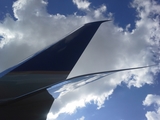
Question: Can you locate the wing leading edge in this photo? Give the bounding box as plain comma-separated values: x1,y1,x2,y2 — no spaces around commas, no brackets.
0,20,109,120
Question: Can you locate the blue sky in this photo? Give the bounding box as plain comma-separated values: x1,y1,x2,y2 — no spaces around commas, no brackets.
0,0,160,120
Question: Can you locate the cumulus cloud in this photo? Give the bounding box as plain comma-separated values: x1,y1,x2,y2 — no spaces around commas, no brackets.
72,0,91,10
47,73,114,119
77,116,85,120
0,0,107,72
94,4,107,18
143,94,160,120
0,0,160,119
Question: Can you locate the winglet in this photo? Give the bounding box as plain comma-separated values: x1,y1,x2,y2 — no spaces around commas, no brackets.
0,20,109,120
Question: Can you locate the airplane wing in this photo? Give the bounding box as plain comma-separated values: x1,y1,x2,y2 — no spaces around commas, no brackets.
0,20,110,120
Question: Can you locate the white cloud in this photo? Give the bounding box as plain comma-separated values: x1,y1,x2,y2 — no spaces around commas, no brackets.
72,0,91,10
94,4,107,18
77,116,85,120
0,0,160,119
0,0,105,72
143,94,160,120
48,75,115,119
143,94,160,106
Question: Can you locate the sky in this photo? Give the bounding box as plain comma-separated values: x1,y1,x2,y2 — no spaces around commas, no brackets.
0,0,160,120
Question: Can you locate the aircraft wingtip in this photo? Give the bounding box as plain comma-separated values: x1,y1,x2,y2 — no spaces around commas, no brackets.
85,19,111,25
